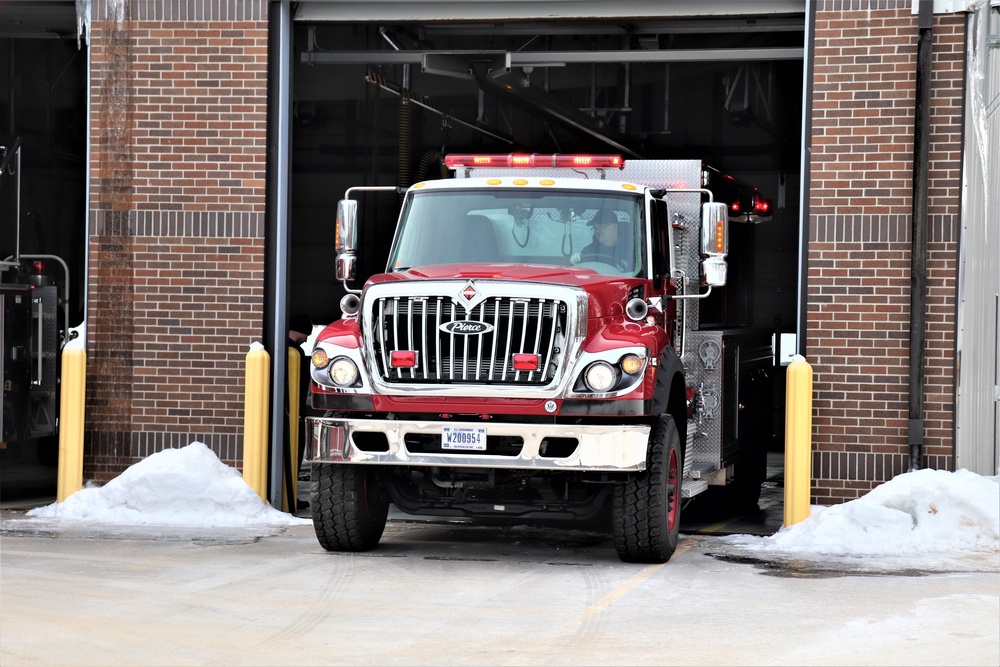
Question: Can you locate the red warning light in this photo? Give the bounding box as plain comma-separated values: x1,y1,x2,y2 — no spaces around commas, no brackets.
754,197,772,216
390,351,417,368
512,353,540,371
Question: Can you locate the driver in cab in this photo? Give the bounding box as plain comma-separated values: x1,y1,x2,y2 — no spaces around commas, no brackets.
570,209,632,270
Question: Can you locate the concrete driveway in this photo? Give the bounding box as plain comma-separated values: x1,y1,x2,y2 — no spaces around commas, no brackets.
1,509,997,667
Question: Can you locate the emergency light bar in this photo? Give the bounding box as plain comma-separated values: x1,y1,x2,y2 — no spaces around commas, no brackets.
444,154,624,169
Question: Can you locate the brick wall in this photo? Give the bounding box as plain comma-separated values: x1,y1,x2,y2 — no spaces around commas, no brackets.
807,1,963,502
86,0,269,481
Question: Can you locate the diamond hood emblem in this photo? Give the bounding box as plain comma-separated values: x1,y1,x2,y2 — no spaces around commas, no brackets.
460,281,478,301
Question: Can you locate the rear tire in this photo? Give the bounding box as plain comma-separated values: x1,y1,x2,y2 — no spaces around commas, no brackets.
311,463,389,552
612,414,683,563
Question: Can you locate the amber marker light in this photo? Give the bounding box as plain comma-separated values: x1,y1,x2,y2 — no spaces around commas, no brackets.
311,349,329,368
621,354,643,375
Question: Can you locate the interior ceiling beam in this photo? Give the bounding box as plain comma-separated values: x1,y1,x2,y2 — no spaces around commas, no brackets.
301,46,803,66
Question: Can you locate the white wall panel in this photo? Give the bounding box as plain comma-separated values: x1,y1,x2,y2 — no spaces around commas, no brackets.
956,2,1000,474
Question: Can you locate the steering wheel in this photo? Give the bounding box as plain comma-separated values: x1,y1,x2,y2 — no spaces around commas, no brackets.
580,252,620,265
580,252,630,272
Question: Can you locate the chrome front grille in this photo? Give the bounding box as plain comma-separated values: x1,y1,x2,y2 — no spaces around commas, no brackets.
370,294,569,385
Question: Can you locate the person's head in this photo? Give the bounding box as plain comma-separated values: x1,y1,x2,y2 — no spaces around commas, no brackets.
288,313,312,344
589,210,620,248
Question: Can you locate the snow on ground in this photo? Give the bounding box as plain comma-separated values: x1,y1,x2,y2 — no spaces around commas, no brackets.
721,467,999,572
26,442,308,528
16,441,1000,572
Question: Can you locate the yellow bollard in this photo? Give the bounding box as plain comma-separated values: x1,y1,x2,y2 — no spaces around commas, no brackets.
783,354,813,527
242,345,270,500
286,346,301,510
56,337,87,502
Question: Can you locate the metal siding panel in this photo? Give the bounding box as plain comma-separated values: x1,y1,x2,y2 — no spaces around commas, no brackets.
956,4,1000,475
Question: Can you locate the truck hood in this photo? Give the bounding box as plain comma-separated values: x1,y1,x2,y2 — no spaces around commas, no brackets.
366,264,645,320
373,263,630,286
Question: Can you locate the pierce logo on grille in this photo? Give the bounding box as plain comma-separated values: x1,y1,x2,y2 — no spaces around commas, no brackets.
460,282,478,301
440,320,494,335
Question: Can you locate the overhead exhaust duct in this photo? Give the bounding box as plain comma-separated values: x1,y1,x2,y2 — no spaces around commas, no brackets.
472,64,644,158
366,70,514,144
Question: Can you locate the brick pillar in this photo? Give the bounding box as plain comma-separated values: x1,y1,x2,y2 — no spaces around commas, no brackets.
86,0,269,481
806,1,962,502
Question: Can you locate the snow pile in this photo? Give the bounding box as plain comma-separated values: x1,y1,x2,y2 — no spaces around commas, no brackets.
774,469,997,554
27,442,307,527
724,468,999,568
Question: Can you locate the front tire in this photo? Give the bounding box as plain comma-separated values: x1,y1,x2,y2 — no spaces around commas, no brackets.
311,463,389,552
612,414,683,563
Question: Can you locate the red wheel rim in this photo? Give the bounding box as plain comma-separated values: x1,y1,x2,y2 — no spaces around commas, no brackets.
665,446,679,530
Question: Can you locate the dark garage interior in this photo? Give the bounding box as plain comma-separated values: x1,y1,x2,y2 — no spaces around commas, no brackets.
288,16,805,337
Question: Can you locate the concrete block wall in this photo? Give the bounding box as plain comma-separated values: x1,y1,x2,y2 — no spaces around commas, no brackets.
807,0,963,502
85,0,270,481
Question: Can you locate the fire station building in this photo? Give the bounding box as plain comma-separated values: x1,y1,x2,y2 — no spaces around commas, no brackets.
1,0,997,508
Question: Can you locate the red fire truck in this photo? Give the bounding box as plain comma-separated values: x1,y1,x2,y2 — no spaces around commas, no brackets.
304,154,774,563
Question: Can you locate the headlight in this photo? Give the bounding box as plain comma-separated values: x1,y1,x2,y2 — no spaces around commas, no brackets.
329,357,359,387
584,362,617,392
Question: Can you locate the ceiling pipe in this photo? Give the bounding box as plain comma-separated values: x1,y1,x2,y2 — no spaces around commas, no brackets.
908,1,934,472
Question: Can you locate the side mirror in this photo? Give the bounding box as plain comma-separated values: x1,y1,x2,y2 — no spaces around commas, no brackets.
699,202,729,287
335,200,358,253
335,200,358,282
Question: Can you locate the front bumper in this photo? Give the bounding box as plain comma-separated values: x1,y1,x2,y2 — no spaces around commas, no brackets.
305,417,651,472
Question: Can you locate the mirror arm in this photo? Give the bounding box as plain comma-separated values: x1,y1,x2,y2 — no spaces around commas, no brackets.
343,185,407,200
669,286,713,300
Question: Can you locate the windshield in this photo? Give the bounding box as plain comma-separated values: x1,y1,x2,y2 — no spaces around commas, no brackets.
388,189,646,277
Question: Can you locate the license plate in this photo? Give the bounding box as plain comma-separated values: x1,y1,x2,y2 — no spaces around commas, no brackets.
441,426,487,451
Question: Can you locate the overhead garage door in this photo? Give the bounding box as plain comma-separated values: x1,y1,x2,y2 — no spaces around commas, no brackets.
293,0,805,23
